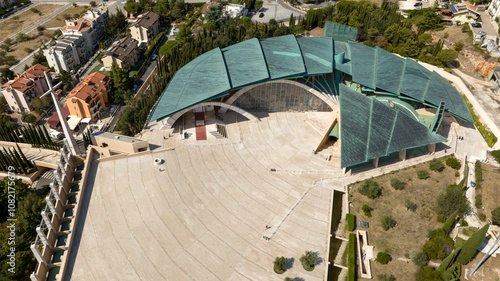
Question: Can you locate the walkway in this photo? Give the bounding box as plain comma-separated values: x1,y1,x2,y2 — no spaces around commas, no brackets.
0,143,60,168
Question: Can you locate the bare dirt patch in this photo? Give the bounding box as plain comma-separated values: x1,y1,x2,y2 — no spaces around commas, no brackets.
43,6,87,28
350,157,457,280
462,251,500,281
478,163,500,222
0,4,63,41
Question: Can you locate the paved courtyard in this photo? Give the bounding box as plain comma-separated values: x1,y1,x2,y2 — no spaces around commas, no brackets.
64,112,340,280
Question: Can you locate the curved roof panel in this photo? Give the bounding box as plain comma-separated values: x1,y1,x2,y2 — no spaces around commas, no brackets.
150,35,472,123
260,35,306,79
222,38,269,89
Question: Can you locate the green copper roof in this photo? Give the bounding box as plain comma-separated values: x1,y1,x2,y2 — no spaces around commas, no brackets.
222,38,269,89
150,35,473,123
340,84,447,168
296,37,333,75
260,35,306,79
324,21,358,41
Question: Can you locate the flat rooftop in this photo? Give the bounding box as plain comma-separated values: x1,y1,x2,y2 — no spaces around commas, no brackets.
64,112,340,280
92,131,145,144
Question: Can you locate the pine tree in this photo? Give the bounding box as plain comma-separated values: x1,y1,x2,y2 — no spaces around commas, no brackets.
442,210,459,234
456,224,489,265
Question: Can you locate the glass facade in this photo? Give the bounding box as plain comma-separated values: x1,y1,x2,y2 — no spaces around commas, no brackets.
233,82,332,112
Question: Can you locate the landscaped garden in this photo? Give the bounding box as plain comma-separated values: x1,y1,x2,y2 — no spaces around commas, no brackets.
349,156,478,280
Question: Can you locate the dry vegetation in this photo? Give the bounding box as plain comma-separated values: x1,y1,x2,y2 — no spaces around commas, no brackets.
0,4,62,41
478,163,500,222
43,6,87,28
350,158,457,279
461,252,500,281
0,30,53,69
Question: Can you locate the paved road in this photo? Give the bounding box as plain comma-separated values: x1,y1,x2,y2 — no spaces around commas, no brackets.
252,0,305,23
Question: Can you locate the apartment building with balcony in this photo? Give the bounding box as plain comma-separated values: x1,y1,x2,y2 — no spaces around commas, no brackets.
66,72,110,120
43,35,85,73
101,36,139,71
61,6,109,52
1,64,51,112
129,11,159,44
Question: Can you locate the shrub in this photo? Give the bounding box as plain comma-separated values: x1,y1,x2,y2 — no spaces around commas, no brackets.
346,214,355,231
417,169,430,179
436,185,471,218
16,33,29,42
443,263,461,281
455,41,464,51
24,114,36,123
299,251,317,271
405,200,417,212
423,228,454,259
348,233,356,281
273,256,286,274
475,161,482,187
438,248,461,273
30,7,39,13
455,171,459,177
390,178,404,190
376,252,391,264
362,204,372,217
358,179,381,199
90,0,96,6
442,210,459,234
437,215,446,223
412,251,428,267
12,16,19,20
377,274,396,281
24,47,32,53
478,212,486,221
430,158,445,172
416,266,442,281
475,194,482,209
460,219,469,227
446,157,461,170
456,224,489,265
381,216,396,231
492,206,500,225
492,150,500,163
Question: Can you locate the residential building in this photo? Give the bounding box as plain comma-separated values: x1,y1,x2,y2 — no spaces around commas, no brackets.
43,35,85,73
66,72,110,120
225,3,247,18
201,1,217,17
0,0,18,10
129,11,159,44
102,36,139,71
488,0,500,19
61,6,109,54
450,1,480,22
45,6,109,73
1,64,51,112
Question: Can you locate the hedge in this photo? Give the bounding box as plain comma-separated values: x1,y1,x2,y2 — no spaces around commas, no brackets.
348,233,356,281
442,210,459,234
475,161,482,189
347,214,356,231
462,95,497,147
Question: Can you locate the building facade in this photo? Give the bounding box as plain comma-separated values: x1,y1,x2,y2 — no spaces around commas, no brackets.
1,64,51,112
45,6,108,73
129,11,159,44
65,72,110,120
43,35,85,73
102,36,139,71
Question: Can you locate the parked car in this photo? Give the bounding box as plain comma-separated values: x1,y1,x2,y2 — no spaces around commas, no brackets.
152,54,157,60
471,22,482,28
259,12,265,18
479,30,486,36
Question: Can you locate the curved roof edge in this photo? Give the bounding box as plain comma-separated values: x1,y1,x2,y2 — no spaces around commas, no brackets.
150,35,473,123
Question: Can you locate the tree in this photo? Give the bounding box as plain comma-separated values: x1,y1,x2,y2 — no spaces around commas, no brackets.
376,252,391,264
110,64,132,95
492,206,500,225
0,68,14,84
0,115,16,131
24,114,36,123
0,43,10,52
417,169,430,179
273,256,286,274
362,204,372,217
60,70,73,91
90,1,97,7
390,178,404,190
430,158,445,172
455,41,464,51
377,274,396,281
446,157,461,169
380,216,396,231
436,185,471,217
108,9,127,36
405,200,417,212
437,49,458,64
358,179,381,199
423,228,454,259
456,224,489,265
413,251,428,266
416,9,442,31
16,33,29,43
415,266,443,281
438,248,461,273
299,251,318,271
418,33,433,45
32,49,48,67
442,210,459,234
206,4,224,28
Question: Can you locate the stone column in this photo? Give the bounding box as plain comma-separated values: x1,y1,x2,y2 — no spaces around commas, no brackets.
399,150,406,161
50,183,61,202
372,157,379,168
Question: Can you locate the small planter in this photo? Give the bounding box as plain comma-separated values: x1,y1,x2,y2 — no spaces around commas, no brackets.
302,264,315,272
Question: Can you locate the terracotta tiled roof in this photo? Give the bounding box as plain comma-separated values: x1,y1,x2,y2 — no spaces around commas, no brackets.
132,11,159,29
68,72,110,103
104,36,138,61
1,64,49,93
61,18,91,32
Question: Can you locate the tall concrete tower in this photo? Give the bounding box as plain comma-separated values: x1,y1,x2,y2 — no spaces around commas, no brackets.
45,75,81,155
